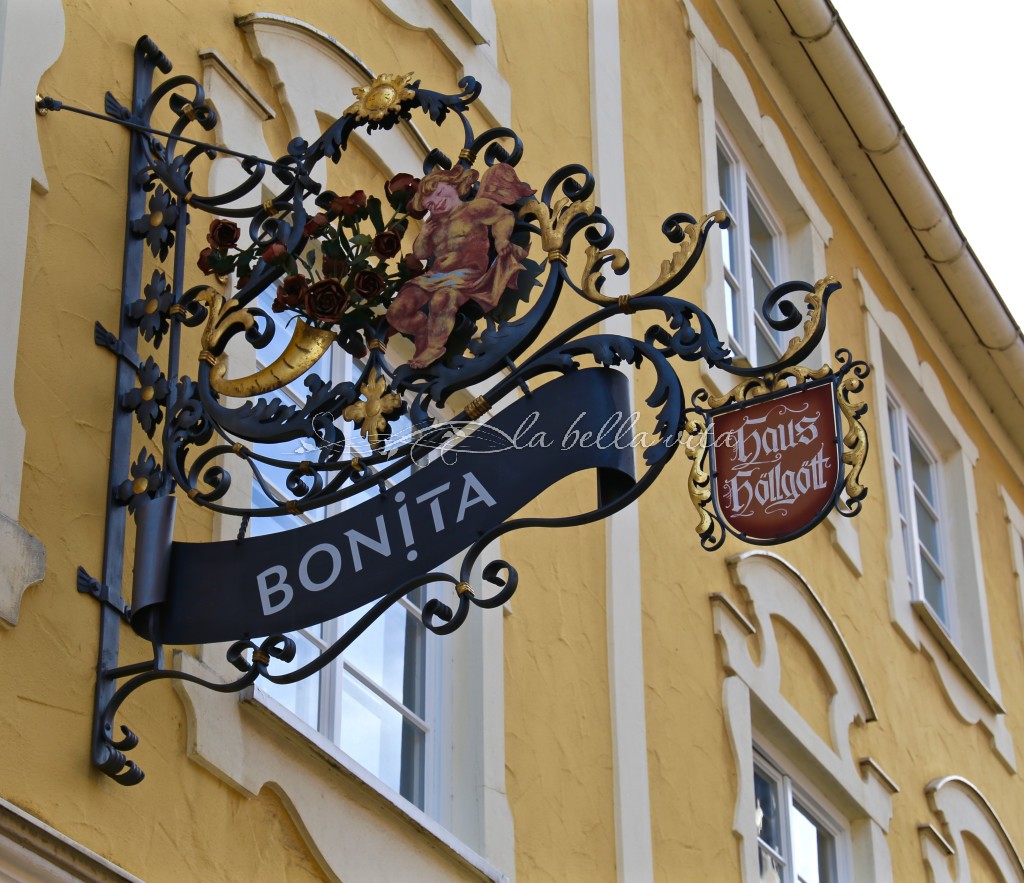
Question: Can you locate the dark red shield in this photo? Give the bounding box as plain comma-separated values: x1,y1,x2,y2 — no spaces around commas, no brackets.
710,382,840,542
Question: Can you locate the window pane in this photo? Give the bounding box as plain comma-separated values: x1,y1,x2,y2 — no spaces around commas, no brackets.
259,634,322,731
915,498,942,562
792,802,836,883
909,435,936,503
754,769,782,852
342,601,427,718
722,224,738,276
339,671,426,808
748,196,777,279
922,555,947,623
755,325,777,367
717,144,734,211
250,482,305,535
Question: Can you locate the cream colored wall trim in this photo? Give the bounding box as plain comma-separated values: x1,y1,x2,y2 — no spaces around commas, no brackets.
175,654,506,883
715,551,894,882
0,0,62,625
860,272,1015,770
195,28,515,877
684,1,859,574
0,796,141,882
587,2,654,882
369,0,508,127
920,776,1024,882
1000,487,1024,643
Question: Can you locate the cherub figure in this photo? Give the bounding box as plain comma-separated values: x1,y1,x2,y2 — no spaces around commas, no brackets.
386,163,535,368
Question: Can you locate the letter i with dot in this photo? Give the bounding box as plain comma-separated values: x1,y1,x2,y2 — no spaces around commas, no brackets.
395,492,417,561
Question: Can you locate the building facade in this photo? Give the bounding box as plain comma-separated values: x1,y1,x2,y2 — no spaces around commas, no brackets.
2,0,1024,880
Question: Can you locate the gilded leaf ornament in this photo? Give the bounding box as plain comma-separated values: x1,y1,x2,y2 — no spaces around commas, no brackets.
343,368,403,449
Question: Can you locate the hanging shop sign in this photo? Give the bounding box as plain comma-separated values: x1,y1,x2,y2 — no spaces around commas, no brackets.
39,36,869,785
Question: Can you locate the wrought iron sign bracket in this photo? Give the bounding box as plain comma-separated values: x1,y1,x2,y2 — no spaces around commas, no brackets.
41,35,871,786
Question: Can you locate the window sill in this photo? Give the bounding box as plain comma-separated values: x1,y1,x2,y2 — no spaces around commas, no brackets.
911,600,1005,715
243,686,509,883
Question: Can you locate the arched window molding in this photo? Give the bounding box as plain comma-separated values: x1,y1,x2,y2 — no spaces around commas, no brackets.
173,22,514,880
920,776,1024,883
0,0,64,625
682,0,861,577
712,551,896,883
859,270,1014,772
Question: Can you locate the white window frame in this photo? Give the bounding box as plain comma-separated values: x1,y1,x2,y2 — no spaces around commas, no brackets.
753,742,850,883
862,271,1014,769
886,388,953,632
173,35,515,881
715,125,788,366
248,283,448,816
686,1,861,573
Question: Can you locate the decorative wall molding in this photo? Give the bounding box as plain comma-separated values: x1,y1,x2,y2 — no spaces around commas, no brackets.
919,776,1024,882
713,551,895,882
0,0,63,625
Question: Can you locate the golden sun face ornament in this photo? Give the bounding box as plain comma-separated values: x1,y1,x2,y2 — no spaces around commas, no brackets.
344,72,417,122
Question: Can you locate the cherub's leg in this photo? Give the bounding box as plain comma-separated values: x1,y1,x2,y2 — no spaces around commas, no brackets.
409,289,460,368
386,286,430,355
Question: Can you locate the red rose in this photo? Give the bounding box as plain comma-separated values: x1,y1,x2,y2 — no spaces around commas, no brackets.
277,274,308,308
372,229,402,259
303,213,329,236
330,190,367,218
353,269,386,301
323,254,350,277
402,254,425,276
207,219,240,249
304,278,349,322
261,241,288,264
385,173,420,208
197,247,216,276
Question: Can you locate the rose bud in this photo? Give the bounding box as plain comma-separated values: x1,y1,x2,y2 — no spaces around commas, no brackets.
207,218,241,250
402,254,425,276
303,213,330,236
372,229,402,259
260,241,288,264
236,275,251,290
331,190,367,218
304,278,350,323
385,172,420,207
197,247,216,276
314,189,338,211
353,269,386,301
278,274,309,307
323,254,350,277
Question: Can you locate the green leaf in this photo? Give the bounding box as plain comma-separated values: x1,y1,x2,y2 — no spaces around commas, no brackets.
367,196,385,233
351,233,371,247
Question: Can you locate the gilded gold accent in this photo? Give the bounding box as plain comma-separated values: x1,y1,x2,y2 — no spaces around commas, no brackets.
187,488,201,500
168,304,186,317
343,369,402,449
350,456,363,473
149,210,164,228
455,581,474,597
581,210,727,305
209,321,337,398
231,443,245,456
199,350,218,367
458,148,477,163
252,649,270,666
144,299,160,315
298,460,313,475
183,191,194,204
35,94,48,116
836,371,869,505
777,275,838,364
140,386,155,402
519,194,596,258
262,199,277,214
464,395,490,421
684,414,714,538
344,72,416,122
132,477,149,495
284,501,302,516
617,295,635,314
368,339,387,352
180,102,197,121
706,364,832,410
547,250,567,265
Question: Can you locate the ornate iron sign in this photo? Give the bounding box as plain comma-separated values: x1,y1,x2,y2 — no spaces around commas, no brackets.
39,36,870,785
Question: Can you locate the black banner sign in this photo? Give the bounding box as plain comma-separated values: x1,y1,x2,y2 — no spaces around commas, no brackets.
131,368,635,644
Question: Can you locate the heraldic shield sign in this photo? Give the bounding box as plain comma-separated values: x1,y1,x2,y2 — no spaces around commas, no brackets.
39,36,870,784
